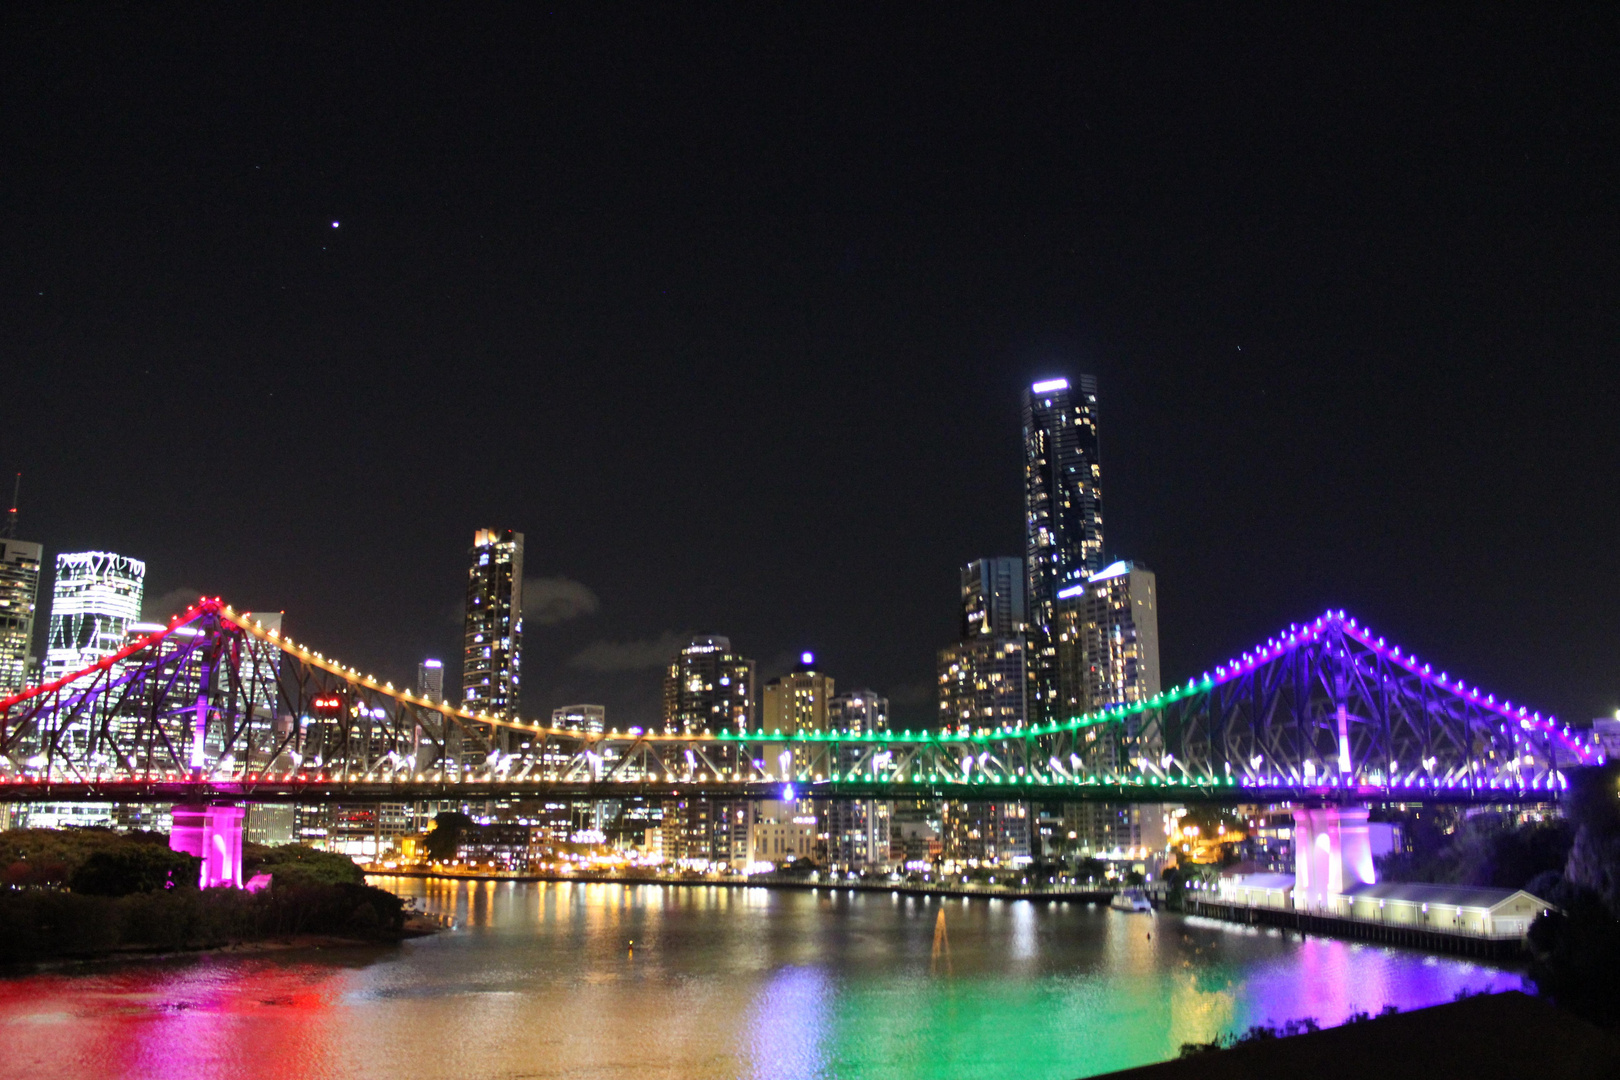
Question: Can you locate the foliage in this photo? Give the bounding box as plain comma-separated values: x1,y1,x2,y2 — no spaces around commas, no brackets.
243,842,366,887
69,846,201,896
423,811,475,862
1075,857,1107,883
1178,1017,1321,1057
0,880,408,963
1375,812,1572,890
0,827,179,888
1526,764,1620,1026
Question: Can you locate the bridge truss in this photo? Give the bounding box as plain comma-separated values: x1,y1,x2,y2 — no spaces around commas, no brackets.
0,600,1598,805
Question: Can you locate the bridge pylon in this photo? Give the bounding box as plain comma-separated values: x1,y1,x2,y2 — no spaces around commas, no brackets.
169,803,245,889
1291,804,1376,910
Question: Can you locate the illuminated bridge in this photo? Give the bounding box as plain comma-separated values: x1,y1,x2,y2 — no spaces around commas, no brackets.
0,598,1597,806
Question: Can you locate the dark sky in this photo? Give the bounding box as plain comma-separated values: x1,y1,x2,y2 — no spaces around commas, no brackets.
3,6,1616,730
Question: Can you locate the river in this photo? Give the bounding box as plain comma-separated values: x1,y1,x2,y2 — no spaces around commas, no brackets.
0,875,1526,1080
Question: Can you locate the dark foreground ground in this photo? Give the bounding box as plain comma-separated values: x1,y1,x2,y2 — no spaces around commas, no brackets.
1097,990,1620,1080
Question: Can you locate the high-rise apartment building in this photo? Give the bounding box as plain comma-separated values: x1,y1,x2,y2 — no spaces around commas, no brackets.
827,689,892,869
1024,375,1103,723
828,689,888,734
761,653,835,736
662,636,755,734
43,552,145,683
961,557,1025,639
937,637,1026,730
1055,561,1163,862
462,529,524,718
0,538,42,696
1053,561,1160,719
938,558,1027,730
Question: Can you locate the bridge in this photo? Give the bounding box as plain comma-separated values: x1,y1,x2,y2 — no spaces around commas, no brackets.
0,598,1600,891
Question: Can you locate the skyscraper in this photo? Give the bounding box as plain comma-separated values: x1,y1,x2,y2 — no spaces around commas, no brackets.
1055,560,1163,859
961,557,1025,640
0,475,41,696
417,658,445,701
462,529,524,719
938,559,1027,730
1024,375,1103,723
1057,560,1160,716
662,635,756,734
937,637,1026,730
43,551,145,683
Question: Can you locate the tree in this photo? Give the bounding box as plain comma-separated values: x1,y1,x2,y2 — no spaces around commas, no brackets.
69,846,201,895
243,843,366,886
424,811,475,862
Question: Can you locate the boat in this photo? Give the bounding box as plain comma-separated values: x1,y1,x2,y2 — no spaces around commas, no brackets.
1110,888,1153,912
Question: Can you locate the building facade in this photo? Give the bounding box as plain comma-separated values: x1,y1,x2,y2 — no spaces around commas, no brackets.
1024,375,1103,724
0,537,43,695
937,636,1026,730
552,704,606,734
43,551,145,683
761,653,835,735
1053,561,1160,719
663,636,756,734
961,557,1025,640
417,658,445,700
461,529,524,720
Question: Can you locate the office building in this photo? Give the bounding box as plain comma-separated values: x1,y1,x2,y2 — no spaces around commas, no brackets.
0,538,42,697
961,557,1025,639
43,551,145,683
663,635,756,734
462,529,524,718
417,658,445,700
551,704,606,734
937,636,1026,730
1024,375,1103,723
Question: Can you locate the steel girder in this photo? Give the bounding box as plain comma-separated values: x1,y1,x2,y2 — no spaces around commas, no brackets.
0,602,1597,805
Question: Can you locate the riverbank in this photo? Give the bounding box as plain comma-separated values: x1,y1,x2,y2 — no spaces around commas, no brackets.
0,879,433,965
369,867,1117,903
1096,990,1619,1079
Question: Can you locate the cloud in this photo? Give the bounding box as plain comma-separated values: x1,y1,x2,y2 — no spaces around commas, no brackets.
522,576,601,626
569,632,685,673
143,586,204,622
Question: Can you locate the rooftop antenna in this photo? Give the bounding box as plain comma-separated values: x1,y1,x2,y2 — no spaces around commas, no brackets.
1,473,17,540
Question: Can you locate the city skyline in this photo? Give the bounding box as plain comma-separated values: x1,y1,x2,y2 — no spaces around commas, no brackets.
3,9,1616,735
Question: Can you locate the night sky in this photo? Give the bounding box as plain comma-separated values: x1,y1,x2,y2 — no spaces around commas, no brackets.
3,7,1616,730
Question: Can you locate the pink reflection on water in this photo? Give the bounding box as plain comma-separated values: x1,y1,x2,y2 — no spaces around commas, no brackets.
0,959,354,1080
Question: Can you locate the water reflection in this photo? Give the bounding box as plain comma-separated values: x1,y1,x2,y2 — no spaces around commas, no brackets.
0,878,1526,1080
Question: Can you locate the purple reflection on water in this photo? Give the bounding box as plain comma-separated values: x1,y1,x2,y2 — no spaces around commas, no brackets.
748,966,833,1080
1188,921,1528,1031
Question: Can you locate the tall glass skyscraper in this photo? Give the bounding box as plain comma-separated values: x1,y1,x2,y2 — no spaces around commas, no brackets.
43,551,145,683
462,529,524,719
1023,375,1103,723
0,534,42,696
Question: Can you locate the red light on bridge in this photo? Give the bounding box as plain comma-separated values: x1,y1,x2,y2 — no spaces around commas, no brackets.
311,694,345,718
